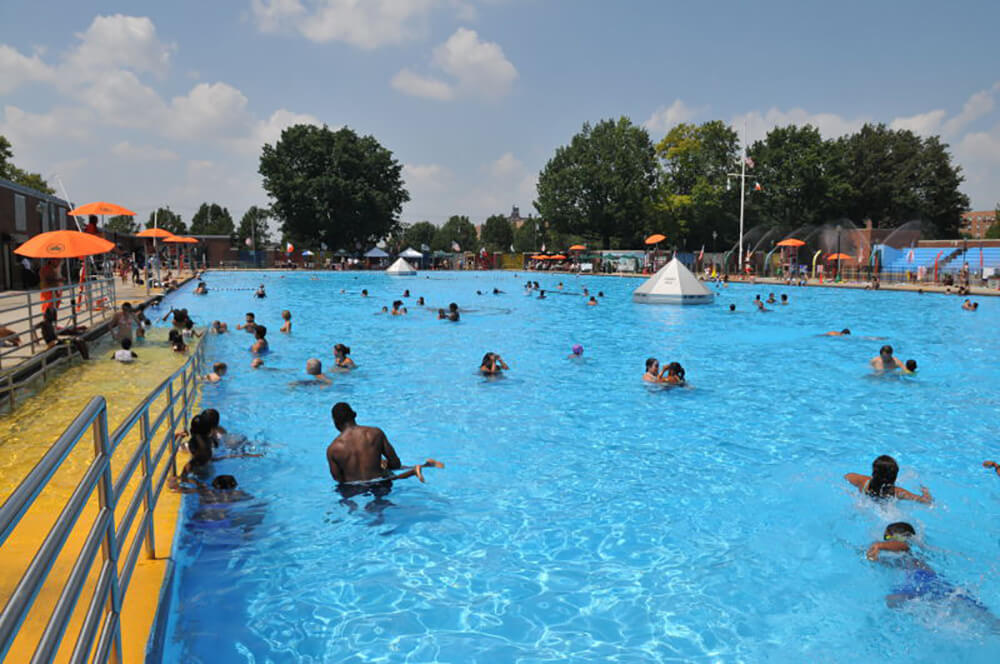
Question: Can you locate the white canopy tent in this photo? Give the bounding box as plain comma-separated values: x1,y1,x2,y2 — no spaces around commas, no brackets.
399,247,423,259
632,258,714,305
385,257,417,275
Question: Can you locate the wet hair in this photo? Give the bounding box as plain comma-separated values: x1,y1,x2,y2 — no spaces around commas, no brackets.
598,292,604,297
255,325,267,339
449,302,458,312
213,362,226,373
393,300,403,308
212,320,221,330
334,343,350,356
572,344,583,356
282,310,291,320
589,296,597,303
883,522,915,541
667,362,685,381
780,294,788,301
190,413,212,436
306,358,322,375
645,357,658,372
202,409,221,429
168,329,182,344
331,402,356,428
866,455,899,498
211,475,238,490
729,304,735,311
905,359,917,372
481,352,494,368
361,289,368,296
841,329,851,335
121,338,132,350
880,344,893,356
184,319,194,330
246,312,255,320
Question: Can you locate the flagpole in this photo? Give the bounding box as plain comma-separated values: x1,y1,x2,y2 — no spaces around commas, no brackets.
738,119,747,270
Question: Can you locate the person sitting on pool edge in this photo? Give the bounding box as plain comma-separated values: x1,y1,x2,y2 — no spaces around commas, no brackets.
844,454,932,503
280,310,292,333
870,344,904,371
333,343,356,369
326,402,444,485
251,325,268,354
111,337,138,363
480,352,509,376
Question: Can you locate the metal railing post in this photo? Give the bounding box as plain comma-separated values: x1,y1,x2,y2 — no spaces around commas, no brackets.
6,373,13,411
166,382,178,477
86,279,94,329
26,292,37,355
92,407,123,664
139,411,156,559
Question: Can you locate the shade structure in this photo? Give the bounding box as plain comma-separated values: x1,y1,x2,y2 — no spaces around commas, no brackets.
633,258,714,305
550,254,567,260
776,238,805,247
826,253,853,261
301,250,315,256
136,227,175,239
385,257,417,275
569,244,586,251
163,235,198,244
644,234,666,245
399,247,423,259
69,201,136,217
14,229,115,259
364,247,389,258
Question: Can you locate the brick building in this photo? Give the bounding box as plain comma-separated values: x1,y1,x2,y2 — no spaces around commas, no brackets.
0,177,72,291
960,210,996,239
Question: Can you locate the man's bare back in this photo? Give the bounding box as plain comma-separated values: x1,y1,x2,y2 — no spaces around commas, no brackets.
326,424,401,483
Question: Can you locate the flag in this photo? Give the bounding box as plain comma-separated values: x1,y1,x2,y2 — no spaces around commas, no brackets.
451,241,461,252
698,245,704,261
906,248,914,263
753,182,762,191
541,243,546,252
745,156,755,168
286,242,294,253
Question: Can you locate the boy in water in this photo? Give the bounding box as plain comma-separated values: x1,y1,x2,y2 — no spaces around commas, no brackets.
904,359,917,374
237,312,257,333
204,362,227,383
280,310,292,333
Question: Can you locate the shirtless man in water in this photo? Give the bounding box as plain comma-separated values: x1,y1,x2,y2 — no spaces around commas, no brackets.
870,344,904,371
325,402,443,484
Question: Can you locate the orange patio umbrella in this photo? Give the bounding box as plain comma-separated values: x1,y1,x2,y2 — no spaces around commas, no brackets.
162,236,198,244
136,227,175,239
644,234,666,245
776,238,805,247
569,244,586,251
826,253,853,261
68,201,136,217
550,254,567,260
14,229,115,259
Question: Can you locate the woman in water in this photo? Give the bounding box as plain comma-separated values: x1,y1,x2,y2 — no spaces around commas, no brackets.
333,343,356,369
664,362,686,385
479,352,509,376
643,358,666,383
251,325,268,354
844,455,932,503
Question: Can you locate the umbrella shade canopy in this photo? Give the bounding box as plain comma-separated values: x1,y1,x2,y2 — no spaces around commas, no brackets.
364,247,389,258
14,229,115,258
645,234,666,245
530,255,545,259
136,227,175,238
569,244,586,251
776,238,805,247
69,201,136,217
399,247,423,259
826,253,853,261
550,254,568,260
301,250,315,256
163,235,198,244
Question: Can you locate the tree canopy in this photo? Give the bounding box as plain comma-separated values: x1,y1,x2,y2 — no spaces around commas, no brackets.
145,207,187,234
259,124,409,250
480,214,514,252
401,221,436,251
0,135,55,194
536,117,659,249
189,203,235,236
237,206,272,248
105,215,138,235
432,215,477,252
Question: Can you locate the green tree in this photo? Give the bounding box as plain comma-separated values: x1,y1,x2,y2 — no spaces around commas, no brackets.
237,206,272,248
401,221,437,251
536,117,658,249
985,206,1000,239
432,215,477,252
106,215,138,234
189,202,235,236
0,135,55,194
480,214,514,251
145,207,187,234
259,124,409,249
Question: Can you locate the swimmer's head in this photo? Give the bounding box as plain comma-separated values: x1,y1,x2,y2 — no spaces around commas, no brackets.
842,329,851,335
729,304,735,311
572,344,583,356
883,522,915,542
255,325,267,339
121,337,132,350
213,362,227,375
449,302,458,312
212,475,237,490
282,310,291,320
361,289,368,296
645,357,658,372
905,359,917,372
306,358,322,375
880,344,893,358
202,408,221,428
334,343,350,356
190,413,212,436
781,294,788,301
866,455,899,498
245,312,255,322
331,402,357,430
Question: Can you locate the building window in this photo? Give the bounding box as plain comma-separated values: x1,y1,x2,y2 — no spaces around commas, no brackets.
14,194,26,231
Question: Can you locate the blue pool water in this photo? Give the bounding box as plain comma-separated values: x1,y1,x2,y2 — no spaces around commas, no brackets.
158,271,1000,663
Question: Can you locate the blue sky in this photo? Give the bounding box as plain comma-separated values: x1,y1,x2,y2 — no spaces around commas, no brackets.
1,0,998,235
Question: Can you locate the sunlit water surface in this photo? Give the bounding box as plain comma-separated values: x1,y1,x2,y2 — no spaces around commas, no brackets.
159,271,1000,663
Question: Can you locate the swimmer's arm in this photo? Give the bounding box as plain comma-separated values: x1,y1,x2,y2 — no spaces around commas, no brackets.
327,455,344,482
843,473,868,491
867,540,909,561
894,485,932,504
380,434,402,471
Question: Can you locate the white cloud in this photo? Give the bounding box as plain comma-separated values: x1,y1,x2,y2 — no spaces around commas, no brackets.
431,28,517,100
252,0,438,49
403,163,451,191
83,70,167,128
111,142,178,161
0,105,93,146
957,128,1000,163
166,82,252,139
489,152,522,177
643,100,700,134
731,107,869,144
944,88,995,135
66,14,174,79
390,68,454,101
890,109,947,136
0,45,55,93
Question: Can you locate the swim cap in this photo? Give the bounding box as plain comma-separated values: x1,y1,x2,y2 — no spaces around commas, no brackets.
572,344,583,355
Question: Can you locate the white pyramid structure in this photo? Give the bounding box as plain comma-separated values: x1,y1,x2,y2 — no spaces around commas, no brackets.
385,257,417,276
632,258,714,305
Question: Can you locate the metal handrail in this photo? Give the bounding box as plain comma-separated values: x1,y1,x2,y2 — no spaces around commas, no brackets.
0,335,206,664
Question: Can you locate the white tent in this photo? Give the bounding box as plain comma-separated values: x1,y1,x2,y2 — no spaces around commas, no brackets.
385,257,417,276
399,247,423,259
632,257,714,305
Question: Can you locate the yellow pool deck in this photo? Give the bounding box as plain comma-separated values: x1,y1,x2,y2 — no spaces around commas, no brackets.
0,329,198,663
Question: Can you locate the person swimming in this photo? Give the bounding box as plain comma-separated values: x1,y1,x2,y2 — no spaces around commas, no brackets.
587,296,598,306
904,359,917,374
766,292,777,304
391,300,404,315
844,455,932,503
729,304,736,312
447,302,460,321
643,357,665,383
255,284,266,298
568,344,584,359
333,343,356,369
204,362,227,382
479,352,509,375
280,310,292,333
237,312,256,334
297,358,331,385
194,281,208,295
664,361,686,385
870,344,904,371
251,325,268,354
825,328,851,336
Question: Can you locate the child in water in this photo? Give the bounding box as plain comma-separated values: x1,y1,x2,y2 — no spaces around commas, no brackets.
844,455,932,503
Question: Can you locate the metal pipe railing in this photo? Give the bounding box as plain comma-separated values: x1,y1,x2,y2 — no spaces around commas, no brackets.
0,334,206,664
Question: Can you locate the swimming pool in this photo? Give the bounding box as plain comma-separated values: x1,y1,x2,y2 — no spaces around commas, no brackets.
158,271,1000,663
